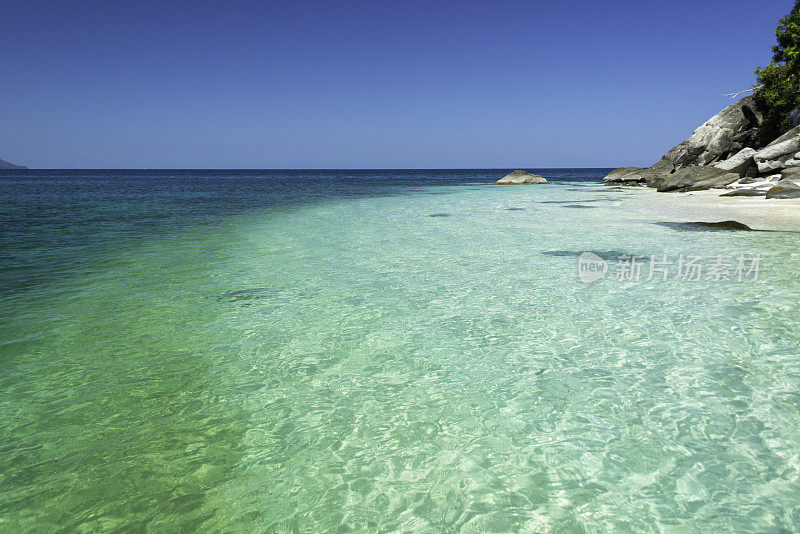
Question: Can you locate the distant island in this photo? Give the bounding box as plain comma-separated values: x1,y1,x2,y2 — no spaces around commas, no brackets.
0,158,28,170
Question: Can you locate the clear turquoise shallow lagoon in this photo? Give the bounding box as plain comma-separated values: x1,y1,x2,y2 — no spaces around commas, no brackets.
1,169,799,531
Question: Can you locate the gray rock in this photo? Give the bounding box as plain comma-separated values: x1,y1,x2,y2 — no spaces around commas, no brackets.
601,167,647,184
719,188,768,197
782,151,800,167
658,96,761,170
653,165,740,192
713,147,757,176
765,180,800,199
779,166,800,180
754,125,800,173
495,170,548,185
0,158,27,170
770,124,800,146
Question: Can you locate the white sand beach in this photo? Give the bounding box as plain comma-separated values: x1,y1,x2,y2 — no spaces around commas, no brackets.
618,186,800,231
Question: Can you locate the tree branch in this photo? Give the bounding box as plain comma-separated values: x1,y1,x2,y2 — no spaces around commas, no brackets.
724,87,761,99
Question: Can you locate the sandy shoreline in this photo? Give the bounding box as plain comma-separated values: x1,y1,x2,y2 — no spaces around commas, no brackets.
612,186,800,231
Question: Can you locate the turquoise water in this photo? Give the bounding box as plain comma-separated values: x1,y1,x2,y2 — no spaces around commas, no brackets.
1,170,800,531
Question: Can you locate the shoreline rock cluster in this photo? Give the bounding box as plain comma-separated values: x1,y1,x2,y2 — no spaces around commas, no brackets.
603,96,800,199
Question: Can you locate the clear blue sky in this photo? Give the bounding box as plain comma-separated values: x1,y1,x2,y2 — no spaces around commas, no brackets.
0,0,793,168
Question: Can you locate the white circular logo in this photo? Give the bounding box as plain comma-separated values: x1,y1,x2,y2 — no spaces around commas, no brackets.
577,252,608,284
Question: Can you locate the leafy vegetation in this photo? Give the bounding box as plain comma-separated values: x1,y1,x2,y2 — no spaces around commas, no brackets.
755,0,800,143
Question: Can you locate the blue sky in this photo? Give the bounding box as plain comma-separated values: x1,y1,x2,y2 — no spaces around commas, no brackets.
0,0,793,168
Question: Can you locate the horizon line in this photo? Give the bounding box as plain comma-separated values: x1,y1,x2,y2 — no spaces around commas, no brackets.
2,166,626,171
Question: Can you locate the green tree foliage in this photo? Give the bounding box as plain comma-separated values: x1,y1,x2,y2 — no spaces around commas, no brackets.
755,0,800,143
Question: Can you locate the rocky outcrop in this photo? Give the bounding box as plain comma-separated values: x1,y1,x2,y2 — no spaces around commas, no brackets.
495,170,547,185
601,94,800,195
765,180,800,199
602,96,764,191
0,158,27,170
659,96,762,170
651,166,739,192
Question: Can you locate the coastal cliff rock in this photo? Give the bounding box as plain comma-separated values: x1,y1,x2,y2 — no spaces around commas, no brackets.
658,96,761,170
602,95,800,194
0,158,27,170
602,97,761,191
496,170,547,184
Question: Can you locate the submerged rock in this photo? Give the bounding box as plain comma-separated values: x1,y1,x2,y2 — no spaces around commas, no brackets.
658,220,753,231
495,170,548,185
697,220,753,230
765,180,800,199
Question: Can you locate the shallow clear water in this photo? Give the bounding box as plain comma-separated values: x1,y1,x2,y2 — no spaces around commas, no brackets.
1,170,799,531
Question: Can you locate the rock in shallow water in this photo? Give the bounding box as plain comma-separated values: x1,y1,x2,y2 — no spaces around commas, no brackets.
657,220,753,231
495,170,547,185
697,220,753,230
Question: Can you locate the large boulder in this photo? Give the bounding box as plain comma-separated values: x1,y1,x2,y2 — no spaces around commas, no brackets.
653,166,740,192
602,167,647,185
753,125,800,173
623,97,761,190
713,147,757,176
659,96,762,170
495,170,547,185
765,179,800,199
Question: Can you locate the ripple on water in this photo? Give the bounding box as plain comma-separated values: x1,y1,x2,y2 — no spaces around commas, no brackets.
2,175,800,531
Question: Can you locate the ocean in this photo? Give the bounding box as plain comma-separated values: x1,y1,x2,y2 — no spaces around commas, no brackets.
1,169,799,531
